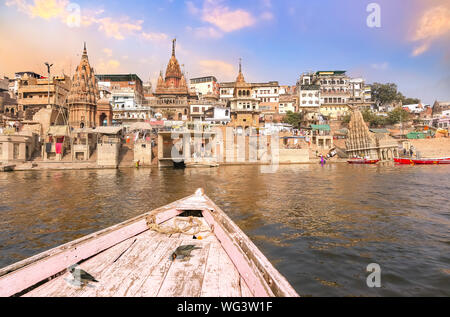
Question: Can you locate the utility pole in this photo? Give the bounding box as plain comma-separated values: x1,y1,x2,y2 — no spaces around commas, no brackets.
45,62,53,107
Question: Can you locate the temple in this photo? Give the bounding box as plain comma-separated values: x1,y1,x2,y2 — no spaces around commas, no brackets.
227,59,260,133
151,39,196,121
67,43,99,129
346,109,398,160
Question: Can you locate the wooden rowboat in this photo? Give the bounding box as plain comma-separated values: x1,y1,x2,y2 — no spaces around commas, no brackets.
394,157,450,165
0,189,299,297
347,158,379,164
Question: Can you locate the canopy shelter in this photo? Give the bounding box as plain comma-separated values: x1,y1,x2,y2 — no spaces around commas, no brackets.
310,124,330,132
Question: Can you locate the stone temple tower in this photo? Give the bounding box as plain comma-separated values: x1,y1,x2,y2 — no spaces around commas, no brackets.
345,109,378,159
67,43,99,129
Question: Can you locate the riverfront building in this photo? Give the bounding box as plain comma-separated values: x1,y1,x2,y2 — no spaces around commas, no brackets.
227,61,260,132
96,74,146,123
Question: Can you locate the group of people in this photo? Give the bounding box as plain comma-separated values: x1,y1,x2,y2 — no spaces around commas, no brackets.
403,146,415,157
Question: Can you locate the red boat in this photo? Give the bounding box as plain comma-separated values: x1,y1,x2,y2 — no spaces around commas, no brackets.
394,157,450,165
347,158,379,164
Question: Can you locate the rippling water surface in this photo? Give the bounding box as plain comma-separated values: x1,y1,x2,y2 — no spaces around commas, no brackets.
0,164,449,296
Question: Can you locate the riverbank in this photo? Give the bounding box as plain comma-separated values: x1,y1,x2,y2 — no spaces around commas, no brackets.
2,158,352,172
409,138,450,158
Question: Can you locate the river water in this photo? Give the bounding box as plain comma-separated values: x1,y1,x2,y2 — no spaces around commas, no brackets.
0,164,449,296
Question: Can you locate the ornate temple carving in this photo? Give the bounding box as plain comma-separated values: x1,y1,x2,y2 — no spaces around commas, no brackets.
154,39,189,96
67,43,99,129
151,39,196,121
346,109,399,160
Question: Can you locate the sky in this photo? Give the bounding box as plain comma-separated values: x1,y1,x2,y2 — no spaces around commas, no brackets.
0,0,449,104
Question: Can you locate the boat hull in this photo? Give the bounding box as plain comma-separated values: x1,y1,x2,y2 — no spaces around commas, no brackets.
394,157,450,165
347,159,379,164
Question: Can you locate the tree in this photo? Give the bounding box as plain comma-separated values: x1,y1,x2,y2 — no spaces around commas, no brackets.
371,83,401,109
283,111,303,129
386,107,410,125
402,97,421,105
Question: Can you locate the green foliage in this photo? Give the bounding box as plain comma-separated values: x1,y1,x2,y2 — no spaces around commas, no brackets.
402,97,421,105
371,82,420,108
358,107,411,127
361,109,386,127
371,82,400,108
386,107,410,125
342,113,352,124
283,111,303,129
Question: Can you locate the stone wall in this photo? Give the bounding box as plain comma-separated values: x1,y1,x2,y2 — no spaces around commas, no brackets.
97,142,120,167
134,141,153,166
279,149,310,163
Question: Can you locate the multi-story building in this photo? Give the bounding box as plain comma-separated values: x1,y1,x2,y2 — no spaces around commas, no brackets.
227,62,260,133
297,72,321,124
0,77,18,117
220,81,280,105
9,72,42,98
17,73,71,120
317,70,351,120
252,82,280,103
348,78,372,110
278,94,297,114
204,106,231,125
96,74,150,123
190,76,219,99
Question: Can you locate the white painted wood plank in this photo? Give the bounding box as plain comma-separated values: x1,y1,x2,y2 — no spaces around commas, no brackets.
156,240,211,297
240,277,253,297
133,239,183,297
23,236,139,297
78,230,161,297
201,242,241,297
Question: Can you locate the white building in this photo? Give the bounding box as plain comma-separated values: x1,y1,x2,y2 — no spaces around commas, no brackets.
279,94,297,114
190,76,219,99
251,82,280,103
204,106,231,125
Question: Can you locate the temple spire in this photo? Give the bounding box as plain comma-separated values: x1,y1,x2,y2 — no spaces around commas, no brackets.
82,42,88,57
239,58,242,73
172,38,176,56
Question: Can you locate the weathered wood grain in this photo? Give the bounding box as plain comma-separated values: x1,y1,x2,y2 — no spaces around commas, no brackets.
24,236,138,297
200,242,241,297
156,240,211,297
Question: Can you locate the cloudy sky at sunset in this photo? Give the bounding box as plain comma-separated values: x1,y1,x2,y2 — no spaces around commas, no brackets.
0,0,449,104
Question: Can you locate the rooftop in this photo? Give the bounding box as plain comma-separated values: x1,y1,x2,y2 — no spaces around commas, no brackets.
96,74,143,85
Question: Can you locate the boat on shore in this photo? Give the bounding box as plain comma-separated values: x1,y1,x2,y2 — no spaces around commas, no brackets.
347,158,379,164
0,189,298,297
394,157,450,165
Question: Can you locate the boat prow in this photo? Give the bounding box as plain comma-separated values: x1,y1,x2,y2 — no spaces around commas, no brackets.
0,188,299,297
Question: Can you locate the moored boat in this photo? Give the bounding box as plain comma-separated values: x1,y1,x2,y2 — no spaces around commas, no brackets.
0,189,299,297
347,158,379,164
394,157,450,165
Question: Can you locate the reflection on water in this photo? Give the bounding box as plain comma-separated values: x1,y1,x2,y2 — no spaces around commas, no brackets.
0,164,449,296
